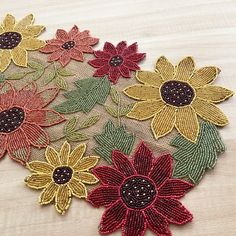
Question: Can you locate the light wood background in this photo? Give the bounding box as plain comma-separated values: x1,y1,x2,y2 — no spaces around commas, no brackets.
0,0,236,235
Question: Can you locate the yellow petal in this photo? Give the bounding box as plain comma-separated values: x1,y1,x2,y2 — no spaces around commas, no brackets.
21,25,45,37
74,156,99,171
175,57,195,81
55,185,72,215
27,161,54,174
14,14,34,30
189,66,220,87
3,14,15,31
136,70,163,87
74,172,98,184
196,85,234,103
127,100,165,121
155,56,175,81
151,105,176,139
60,141,71,165
0,50,12,72
25,174,52,189
20,38,45,50
192,97,228,126
39,182,59,205
123,85,160,100
0,25,4,34
68,143,86,167
175,106,199,142
68,178,87,198
45,146,60,167
11,47,27,67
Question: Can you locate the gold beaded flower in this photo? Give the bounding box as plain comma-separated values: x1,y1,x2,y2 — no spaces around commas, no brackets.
124,56,233,142
0,14,45,72
25,141,99,214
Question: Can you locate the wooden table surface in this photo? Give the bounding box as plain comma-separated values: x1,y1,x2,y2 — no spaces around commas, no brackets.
0,0,236,235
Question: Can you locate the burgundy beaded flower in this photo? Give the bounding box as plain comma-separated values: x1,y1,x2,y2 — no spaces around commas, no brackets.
88,142,193,236
88,41,146,84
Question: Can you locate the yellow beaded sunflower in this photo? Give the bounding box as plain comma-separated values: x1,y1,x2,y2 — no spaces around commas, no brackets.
25,141,99,214
0,14,45,72
124,56,233,142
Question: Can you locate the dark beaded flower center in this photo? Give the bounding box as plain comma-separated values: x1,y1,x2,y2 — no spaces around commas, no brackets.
53,166,73,184
0,32,22,49
120,176,156,209
62,40,75,50
160,80,195,107
109,55,123,67
0,107,25,133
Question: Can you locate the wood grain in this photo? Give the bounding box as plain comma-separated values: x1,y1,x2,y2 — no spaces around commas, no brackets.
0,0,236,235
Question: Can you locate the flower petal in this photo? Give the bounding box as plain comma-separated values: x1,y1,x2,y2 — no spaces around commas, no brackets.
0,82,15,109
48,49,64,61
76,45,93,53
189,66,220,87
109,67,120,84
112,150,135,176
192,97,229,126
123,42,138,56
0,50,12,72
159,179,193,198
27,160,54,174
25,173,52,189
14,14,34,30
39,182,59,205
68,178,87,198
155,198,193,224
123,84,160,100
55,185,72,214
136,70,163,87
92,166,125,186
39,44,60,53
126,53,146,62
99,200,127,234
56,29,69,41
175,57,195,81
11,47,28,67
45,146,60,166
3,14,15,31
68,25,79,38
0,134,6,159
20,38,45,50
151,105,176,139
75,172,98,184
88,58,108,68
59,141,70,165
133,142,153,176
149,154,172,188
70,48,84,61
196,85,234,103
74,156,99,171
156,56,175,81
68,143,86,167
88,186,119,207
78,37,99,46
93,64,110,77
22,123,49,147
127,100,165,121
123,210,146,236
116,41,127,54
59,51,71,66
122,60,140,70
21,25,45,37
119,65,131,77
103,42,117,55
94,50,111,59
175,106,199,142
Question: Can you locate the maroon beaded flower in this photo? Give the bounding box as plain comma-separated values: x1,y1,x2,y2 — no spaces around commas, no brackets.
88,142,193,236
88,41,146,84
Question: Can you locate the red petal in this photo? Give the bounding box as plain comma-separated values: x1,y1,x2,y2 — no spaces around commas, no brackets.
133,142,153,176
116,41,127,54
7,129,30,165
93,64,110,77
76,45,93,53
59,51,71,66
22,123,49,148
46,39,64,46
77,37,99,46
112,150,136,176
56,29,69,41
26,109,65,127
88,186,119,207
92,166,125,186
70,48,84,62
99,200,127,234
39,44,60,53
48,49,64,61
149,154,172,188
88,58,108,68
103,42,117,55
0,82,15,109
155,198,193,225
126,53,146,62
76,30,90,39
26,88,59,109
159,179,193,199
94,50,111,59
0,134,7,160
108,67,120,84
123,60,140,71
119,65,131,78
144,207,171,235
123,210,146,236
123,42,138,56
68,25,79,39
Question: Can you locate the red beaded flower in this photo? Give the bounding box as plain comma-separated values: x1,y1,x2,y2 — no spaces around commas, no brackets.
88,142,193,236
88,41,146,84
40,25,99,66
0,82,65,165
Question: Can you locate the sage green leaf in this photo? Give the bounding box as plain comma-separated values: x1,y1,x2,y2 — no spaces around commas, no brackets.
57,67,75,77
31,69,45,81
64,117,78,134
80,115,100,129
55,76,68,90
110,87,120,104
6,72,28,80
44,70,56,85
28,60,44,70
105,106,118,118
66,131,89,142
120,104,134,116
54,76,111,114
94,120,135,164
170,121,225,184
0,73,6,83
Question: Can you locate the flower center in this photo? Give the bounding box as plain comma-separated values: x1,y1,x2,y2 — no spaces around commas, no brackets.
53,166,73,184
0,32,22,49
109,55,123,67
0,107,25,133
160,80,195,106
120,176,156,209
61,40,75,50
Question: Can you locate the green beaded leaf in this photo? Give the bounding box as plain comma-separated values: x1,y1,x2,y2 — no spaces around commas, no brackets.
94,120,135,164
170,121,225,184
0,73,6,83
54,76,111,114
